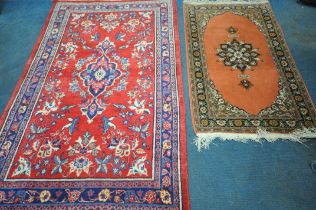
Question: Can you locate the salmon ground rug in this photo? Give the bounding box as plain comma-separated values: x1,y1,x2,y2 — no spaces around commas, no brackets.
0,0,190,209
184,0,316,150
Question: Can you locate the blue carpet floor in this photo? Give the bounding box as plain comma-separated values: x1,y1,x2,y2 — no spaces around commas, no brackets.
0,0,315,209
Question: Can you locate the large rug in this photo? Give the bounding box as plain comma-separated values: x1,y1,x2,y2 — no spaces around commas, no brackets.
184,0,316,150
0,0,189,209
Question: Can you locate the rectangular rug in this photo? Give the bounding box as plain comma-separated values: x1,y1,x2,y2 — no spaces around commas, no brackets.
0,0,190,209
184,0,316,150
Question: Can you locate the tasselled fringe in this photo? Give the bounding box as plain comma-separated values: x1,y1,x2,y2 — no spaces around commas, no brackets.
194,127,316,151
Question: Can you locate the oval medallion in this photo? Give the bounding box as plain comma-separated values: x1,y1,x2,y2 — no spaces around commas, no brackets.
204,12,280,115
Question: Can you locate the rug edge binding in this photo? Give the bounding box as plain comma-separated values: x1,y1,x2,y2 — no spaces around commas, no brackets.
195,127,316,151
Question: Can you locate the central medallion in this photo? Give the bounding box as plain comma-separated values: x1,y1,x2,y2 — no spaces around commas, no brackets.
203,13,280,115
217,38,260,72
215,26,261,90
80,55,121,97
79,38,122,123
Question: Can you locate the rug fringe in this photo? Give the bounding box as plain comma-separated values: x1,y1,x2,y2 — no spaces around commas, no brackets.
194,127,316,151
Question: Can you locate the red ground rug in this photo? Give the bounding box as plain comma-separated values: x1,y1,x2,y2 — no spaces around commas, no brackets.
0,0,189,209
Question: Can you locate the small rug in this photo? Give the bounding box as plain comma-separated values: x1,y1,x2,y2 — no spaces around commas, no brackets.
0,0,190,209
184,0,316,150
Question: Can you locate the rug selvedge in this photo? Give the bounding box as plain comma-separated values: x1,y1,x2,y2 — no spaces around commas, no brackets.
184,2,316,150
0,1,188,209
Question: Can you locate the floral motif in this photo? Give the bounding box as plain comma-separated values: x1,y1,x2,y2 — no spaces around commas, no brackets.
98,189,111,202
144,190,156,203
239,79,253,89
80,99,104,123
69,156,92,176
61,42,78,53
12,157,31,177
115,140,131,157
162,176,171,187
67,132,101,156
79,37,123,122
127,156,148,176
80,45,121,98
129,98,150,114
217,39,260,71
95,154,112,174
39,190,51,203
124,19,140,32
37,140,59,158
160,190,172,205
35,100,58,116
112,156,127,176
51,155,68,175
101,20,119,32
0,191,6,202
65,189,83,203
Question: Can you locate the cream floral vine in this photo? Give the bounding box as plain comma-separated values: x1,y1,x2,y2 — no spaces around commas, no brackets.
200,11,263,33
258,80,296,118
206,79,249,116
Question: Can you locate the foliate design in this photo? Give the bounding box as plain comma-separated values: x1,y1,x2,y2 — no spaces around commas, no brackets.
239,79,253,89
228,26,237,34
80,46,121,97
79,38,122,123
217,38,260,72
216,26,260,90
